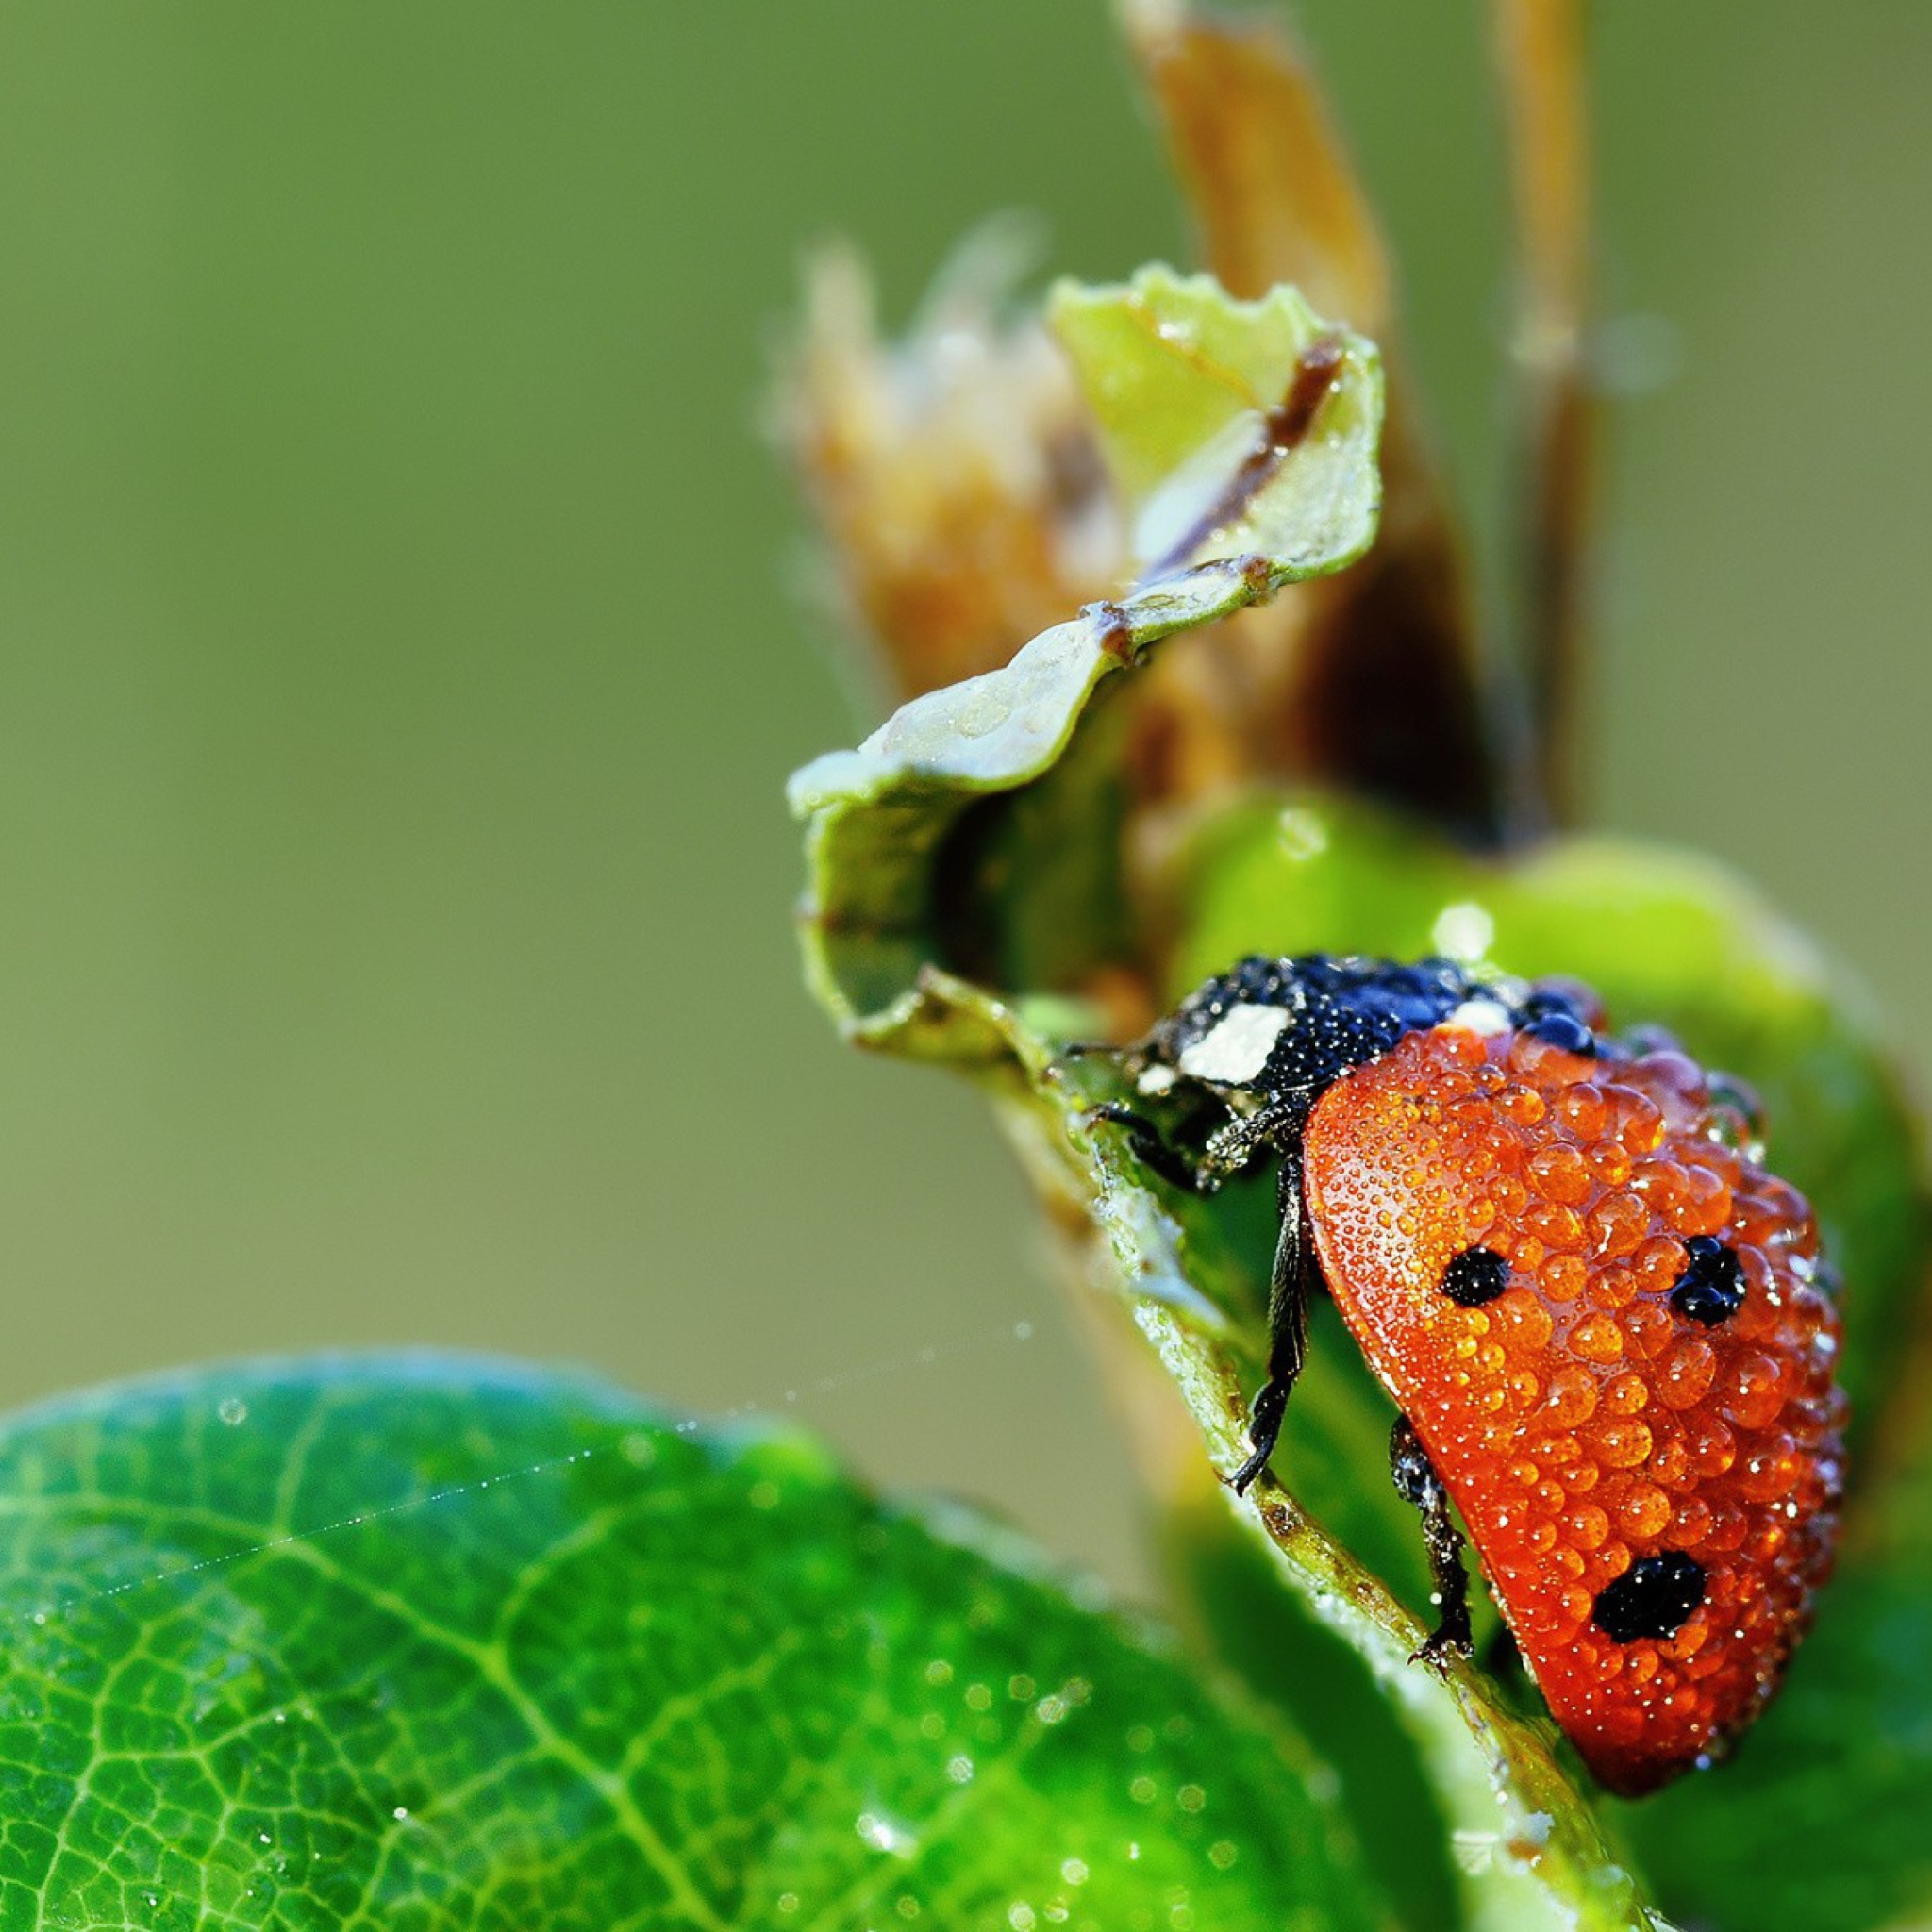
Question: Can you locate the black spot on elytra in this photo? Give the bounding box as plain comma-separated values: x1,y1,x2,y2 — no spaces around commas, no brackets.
1440,1246,1510,1307
1592,1552,1707,1643
1671,1236,1747,1326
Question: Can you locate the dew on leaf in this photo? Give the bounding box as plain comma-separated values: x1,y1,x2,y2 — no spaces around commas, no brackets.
856,1810,919,1858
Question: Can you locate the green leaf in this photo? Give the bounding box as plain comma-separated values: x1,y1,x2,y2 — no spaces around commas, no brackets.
1611,1522,1932,1932
1156,1487,1464,1932
1048,267,1382,578
1611,1341,1932,1929
0,1355,1384,1931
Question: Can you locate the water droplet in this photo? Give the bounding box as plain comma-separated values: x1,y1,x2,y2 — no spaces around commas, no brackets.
392,1806,409,1822
1431,900,1494,962
1277,807,1329,862
218,1398,249,1426
857,1811,918,1857
946,1754,974,1785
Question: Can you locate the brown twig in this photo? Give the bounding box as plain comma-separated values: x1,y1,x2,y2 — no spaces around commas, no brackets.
1491,0,1594,831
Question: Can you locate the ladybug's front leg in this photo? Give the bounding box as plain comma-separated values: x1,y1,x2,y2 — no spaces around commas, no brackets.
1087,1096,1273,1196
1390,1413,1474,1673
1085,1103,1230,1194
1231,1152,1310,1495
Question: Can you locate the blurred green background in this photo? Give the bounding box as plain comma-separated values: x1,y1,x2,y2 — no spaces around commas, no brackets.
0,3,1924,1597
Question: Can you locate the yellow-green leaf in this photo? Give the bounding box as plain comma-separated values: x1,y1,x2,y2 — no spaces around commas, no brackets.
1049,266,1382,578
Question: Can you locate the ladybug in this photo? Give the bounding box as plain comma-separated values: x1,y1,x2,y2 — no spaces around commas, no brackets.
1079,953,1845,1795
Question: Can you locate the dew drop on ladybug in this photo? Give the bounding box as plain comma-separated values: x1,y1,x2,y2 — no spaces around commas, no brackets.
1088,954,1847,1796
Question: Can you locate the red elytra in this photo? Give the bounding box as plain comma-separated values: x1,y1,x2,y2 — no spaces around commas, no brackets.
1302,1023,1846,1795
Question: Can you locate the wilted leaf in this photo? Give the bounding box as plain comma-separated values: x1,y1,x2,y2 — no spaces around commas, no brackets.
0,1356,1386,1931
780,227,1117,702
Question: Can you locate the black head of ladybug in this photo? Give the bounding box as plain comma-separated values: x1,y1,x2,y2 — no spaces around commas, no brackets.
1139,953,1597,1115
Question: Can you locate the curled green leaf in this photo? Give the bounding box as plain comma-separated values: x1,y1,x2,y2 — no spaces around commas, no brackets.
790,270,1384,1048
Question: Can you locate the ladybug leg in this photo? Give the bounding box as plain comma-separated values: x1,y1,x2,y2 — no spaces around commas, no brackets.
1089,1094,1275,1197
1389,1413,1474,1673
1231,1153,1310,1496
1085,1103,1230,1194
